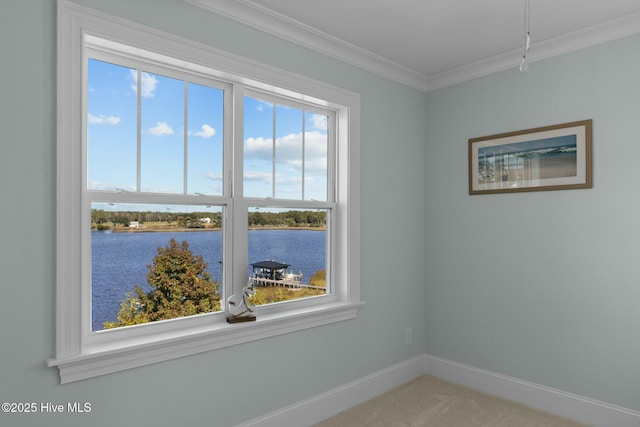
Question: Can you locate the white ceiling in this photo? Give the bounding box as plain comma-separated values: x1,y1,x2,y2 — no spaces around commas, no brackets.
186,0,640,90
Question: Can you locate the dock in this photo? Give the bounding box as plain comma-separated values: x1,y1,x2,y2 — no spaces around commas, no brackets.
252,276,325,290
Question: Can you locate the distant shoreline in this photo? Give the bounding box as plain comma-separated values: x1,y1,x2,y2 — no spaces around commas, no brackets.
96,225,326,233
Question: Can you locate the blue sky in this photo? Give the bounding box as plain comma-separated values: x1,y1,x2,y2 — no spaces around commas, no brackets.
87,58,328,207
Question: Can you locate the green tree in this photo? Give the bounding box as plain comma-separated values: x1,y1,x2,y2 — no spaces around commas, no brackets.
104,239,220,329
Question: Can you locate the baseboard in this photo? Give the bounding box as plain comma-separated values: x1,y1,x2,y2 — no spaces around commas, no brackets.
236,354,427,427
238,353,640,427
424,354,640,427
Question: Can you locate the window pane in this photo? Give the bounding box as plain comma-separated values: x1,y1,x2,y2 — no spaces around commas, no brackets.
141,72,184,193
304,111,328,201
87,59,137,191
188,82,224,195
244,96,274,198
244,96,329,201
247,207,328,306
275,105,303,199
91,203,223,331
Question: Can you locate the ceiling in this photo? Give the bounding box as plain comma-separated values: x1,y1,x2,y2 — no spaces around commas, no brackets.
186,0,640,90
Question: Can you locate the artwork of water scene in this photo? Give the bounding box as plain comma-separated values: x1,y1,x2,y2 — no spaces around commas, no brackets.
478,134,577,186
91,229,326,331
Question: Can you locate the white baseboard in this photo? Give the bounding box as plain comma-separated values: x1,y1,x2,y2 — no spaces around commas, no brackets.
424,354,640,427
236,354,426,427
238,353,640,427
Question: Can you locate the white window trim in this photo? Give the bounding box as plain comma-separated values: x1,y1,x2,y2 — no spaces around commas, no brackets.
49,1,361,384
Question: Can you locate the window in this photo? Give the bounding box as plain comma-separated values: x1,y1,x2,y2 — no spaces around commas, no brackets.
87,56,229,332
50,1,360,383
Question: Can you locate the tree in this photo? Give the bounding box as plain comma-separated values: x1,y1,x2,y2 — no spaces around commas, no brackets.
104,239,220,329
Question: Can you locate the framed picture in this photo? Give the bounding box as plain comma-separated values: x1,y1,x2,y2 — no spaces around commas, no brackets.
469,120,592,195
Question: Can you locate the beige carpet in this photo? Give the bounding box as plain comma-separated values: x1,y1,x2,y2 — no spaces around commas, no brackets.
314,375,587,427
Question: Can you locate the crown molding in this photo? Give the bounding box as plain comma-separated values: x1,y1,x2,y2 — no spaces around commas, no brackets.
426,11,640,91
184,0,640,92
183,0,429,91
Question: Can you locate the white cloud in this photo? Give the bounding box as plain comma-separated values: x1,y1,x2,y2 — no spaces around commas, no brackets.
254,99,273,113
309,114,327,131
301,131,329,171
88,113,121,125
130,70,158,98
149,122,173,136
87,181,134,192
303,157,328,172
243,171,272,183
244,131,327,172
275,174,302,185
244,136,273,158
193,124,216,138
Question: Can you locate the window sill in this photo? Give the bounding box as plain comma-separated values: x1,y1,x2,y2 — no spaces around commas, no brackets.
48,301,363,384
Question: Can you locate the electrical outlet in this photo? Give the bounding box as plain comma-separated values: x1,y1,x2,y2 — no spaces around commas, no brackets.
404,328,412,346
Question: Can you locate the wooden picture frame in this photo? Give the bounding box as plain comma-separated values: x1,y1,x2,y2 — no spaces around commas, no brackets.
469,120,592,195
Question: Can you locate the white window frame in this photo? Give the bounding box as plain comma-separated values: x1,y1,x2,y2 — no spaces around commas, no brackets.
49,1,361,384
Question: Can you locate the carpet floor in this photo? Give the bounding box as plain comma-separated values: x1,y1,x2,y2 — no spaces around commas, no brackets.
314,375,587,427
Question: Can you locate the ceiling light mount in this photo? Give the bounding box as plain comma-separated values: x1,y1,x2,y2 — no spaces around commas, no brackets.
519,0,531,72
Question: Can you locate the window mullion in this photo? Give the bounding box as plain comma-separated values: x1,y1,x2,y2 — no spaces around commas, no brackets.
328,111,337,203
183,80,189,194
230,85,248,299
136,69,142,192
272,102,276,199
302,112,306,200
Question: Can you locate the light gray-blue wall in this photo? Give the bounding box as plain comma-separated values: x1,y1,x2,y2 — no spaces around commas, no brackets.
2,0,639,425
425,35,640,411
0,1,426,426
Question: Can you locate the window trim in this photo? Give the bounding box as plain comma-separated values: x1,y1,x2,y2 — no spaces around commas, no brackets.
50,1,361,383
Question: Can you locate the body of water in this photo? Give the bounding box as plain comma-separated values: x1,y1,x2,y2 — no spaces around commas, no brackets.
92,229,326,330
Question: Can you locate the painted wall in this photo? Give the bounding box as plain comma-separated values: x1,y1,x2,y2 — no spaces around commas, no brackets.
4,0,638,424
425,35,640,411
0,1,426,426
